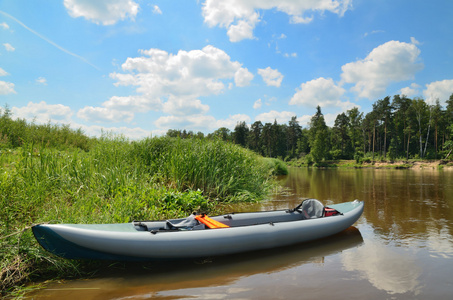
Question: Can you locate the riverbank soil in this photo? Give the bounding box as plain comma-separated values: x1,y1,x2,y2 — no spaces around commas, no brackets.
359,160,453,169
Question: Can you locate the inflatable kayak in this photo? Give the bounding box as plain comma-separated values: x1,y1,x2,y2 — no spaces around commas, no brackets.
32,199,364,261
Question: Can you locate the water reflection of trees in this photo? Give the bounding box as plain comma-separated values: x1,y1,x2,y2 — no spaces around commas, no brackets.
280,168,453,240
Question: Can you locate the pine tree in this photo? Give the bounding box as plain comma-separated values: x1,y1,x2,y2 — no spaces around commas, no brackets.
309,106,329,163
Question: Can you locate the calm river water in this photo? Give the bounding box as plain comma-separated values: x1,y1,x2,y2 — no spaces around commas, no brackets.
31,168,453,299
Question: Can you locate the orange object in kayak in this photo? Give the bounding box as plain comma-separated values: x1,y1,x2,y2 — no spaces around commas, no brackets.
195,214,229,229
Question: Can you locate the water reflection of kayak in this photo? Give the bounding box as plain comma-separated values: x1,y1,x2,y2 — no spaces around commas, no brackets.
32,199,364,261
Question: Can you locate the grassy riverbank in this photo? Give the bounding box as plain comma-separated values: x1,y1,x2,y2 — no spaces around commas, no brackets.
0,136,278,297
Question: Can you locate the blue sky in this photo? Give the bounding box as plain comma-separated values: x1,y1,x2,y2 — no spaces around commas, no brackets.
1,0,452,138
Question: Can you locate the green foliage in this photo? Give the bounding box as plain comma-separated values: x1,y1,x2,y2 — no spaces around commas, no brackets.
262,157,288,175
354,151,365,164
0,106,92,151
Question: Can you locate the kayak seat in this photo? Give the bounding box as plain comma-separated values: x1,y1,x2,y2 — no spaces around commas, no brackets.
298,199,325,219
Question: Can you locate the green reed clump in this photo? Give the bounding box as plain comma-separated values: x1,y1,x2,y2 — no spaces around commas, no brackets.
262,157,289,175
131,137,273,201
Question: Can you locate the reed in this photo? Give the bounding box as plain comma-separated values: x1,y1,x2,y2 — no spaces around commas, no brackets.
131,137,273,201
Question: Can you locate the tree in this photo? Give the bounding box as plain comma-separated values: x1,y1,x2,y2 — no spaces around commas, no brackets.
287,116,302,159
445,123,453,159
446,93,453,140
309,106,329,162
392,95,412,158
311,128,329,163
272,120,287,158
249,121,263,154
233,121,249,147
373,96,392,158
430,100,443,158
332,112,350,159
210,127,232,142
411,98,428,158
363,110,378,160
347,107,363,157
166,129,181,138
195,131,205,139
261,122,273,157
298,128,310,155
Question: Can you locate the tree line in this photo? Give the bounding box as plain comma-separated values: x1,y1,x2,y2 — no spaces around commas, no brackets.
167,93,453,163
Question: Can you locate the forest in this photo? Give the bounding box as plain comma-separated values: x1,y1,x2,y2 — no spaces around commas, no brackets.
167,94,453,163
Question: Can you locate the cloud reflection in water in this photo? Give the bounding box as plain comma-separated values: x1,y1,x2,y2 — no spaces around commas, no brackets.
341,242,422,295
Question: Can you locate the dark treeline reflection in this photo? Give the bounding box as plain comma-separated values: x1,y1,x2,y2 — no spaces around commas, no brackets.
276,168,453,239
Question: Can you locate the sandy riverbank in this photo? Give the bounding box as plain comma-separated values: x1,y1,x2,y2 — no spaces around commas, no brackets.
361,160,453,170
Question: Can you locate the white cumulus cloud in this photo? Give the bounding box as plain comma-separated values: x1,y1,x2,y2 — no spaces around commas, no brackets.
234,67,254,87
77,106,134,123
11,101,73,124
400,83,420,98
0,81,16,95
216,114,251,129
70,45,254,131
423,79,453,105
0,67,9,77
253,98,262,109
255,110,297,124
77,95,158,124
227,13,259,42
157,113,252,132
290,77,346,108
112,45,248,98
258,67,283,87
341,40,424,99
0,67,15,95
64,0,139,25
202,0,352,42
106,45,252,130
155,114,217,131
102,95,162,113
162,96,210,116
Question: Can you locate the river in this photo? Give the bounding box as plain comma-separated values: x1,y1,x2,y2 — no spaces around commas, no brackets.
30,168,453,299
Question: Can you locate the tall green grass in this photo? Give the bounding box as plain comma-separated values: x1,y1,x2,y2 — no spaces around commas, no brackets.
131,137,272,201
0,135,276,296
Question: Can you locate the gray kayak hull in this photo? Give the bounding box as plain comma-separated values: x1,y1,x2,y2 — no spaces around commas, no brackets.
32,200,364,260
